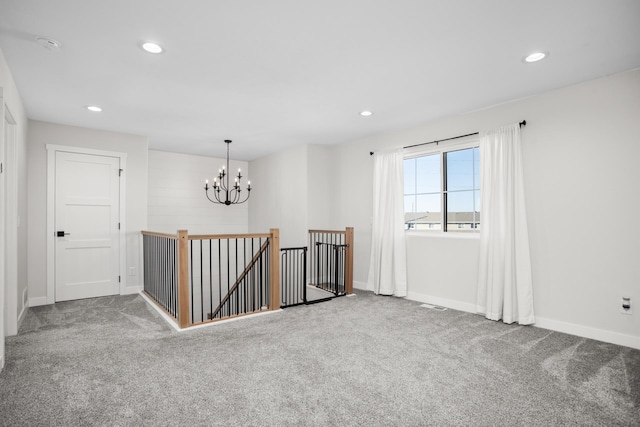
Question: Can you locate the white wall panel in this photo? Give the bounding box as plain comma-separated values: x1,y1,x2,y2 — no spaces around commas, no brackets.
248,145,308,248
148,150,249,235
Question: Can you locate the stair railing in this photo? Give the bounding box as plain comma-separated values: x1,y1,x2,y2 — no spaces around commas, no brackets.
142,229,280,329
308,227,354,296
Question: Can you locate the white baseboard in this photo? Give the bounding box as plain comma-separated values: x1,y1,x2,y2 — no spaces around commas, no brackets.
138,291,180,331
534,317,640,350
353,280,368,290
121,286,143,296
139,291,283,332
404,291,640,350
29,288,143,306
405,291,478,314
17,299,28,327
28,296,48,307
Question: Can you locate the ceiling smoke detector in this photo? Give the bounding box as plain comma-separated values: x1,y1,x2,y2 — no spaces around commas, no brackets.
36,37,62,50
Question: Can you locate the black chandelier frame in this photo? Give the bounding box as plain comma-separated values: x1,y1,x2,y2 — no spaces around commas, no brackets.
204,140,251,205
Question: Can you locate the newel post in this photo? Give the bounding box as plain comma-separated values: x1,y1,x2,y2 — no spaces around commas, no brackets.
345,227,354,295
177,229,190,328
269,228,280,310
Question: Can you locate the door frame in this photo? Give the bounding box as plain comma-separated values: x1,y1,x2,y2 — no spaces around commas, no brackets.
46,144,127,304
3,103,18,335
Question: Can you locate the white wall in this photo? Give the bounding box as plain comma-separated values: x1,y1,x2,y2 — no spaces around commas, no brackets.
0,47,28,367
307,145,337,231
248,144,341,247
249,144,309,248
332,69,640,349
27,121,148,302
148,150,249,234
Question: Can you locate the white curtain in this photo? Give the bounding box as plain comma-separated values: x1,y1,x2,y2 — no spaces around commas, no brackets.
367,149,407,296
477,124,535,325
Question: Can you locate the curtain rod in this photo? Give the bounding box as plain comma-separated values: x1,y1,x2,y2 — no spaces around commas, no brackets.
369,120,526,155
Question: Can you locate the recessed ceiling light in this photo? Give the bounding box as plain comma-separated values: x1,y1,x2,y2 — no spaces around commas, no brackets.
141,42,163,54
86,105,102,112
360,110,373,117
523,51,548,63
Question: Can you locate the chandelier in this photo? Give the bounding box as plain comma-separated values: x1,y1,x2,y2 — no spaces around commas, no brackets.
204,140,251,205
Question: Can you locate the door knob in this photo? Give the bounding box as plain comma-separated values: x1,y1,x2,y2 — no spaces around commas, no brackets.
56,231,71,237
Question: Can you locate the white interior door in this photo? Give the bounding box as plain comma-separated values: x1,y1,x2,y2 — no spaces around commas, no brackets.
55,151,120,302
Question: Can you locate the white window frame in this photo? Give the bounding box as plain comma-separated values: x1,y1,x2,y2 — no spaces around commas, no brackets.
404,135,480,236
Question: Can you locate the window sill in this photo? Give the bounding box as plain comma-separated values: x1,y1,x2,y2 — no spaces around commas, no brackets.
405,230,480,240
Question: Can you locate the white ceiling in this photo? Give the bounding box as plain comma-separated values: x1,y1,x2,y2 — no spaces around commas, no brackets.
0,0,639,160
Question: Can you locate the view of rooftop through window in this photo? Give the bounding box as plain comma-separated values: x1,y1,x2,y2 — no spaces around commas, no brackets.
404,146,480,231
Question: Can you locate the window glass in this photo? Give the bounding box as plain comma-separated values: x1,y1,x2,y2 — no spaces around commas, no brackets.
446,190,476,231
404,158,416,194
416,154,440,193
446,149,474,191
404,144,479,232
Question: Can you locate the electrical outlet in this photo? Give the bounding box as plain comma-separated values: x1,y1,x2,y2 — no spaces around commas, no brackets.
128,267,135,276
621,297,632,315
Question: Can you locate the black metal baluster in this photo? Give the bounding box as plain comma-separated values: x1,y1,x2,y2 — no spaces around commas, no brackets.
265,241,270,309
258,238,263,309
209,239,213,321
333,245,340,296
235,239,239,315
290,250,295,305
218,239,222,319
226,238,230,317
154,236,158,307
199,239,203,322
170,238,175,316
302,247,307,304
243,239,247,314
164,237,169,311
190,240,194,324
143,235,148,294
281,251,286,306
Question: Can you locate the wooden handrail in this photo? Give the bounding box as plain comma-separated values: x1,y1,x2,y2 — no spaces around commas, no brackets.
141,230,178,239
308,229,346,234
141,231,274,240
188,232,271,240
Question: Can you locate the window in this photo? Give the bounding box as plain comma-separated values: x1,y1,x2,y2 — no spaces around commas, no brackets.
404,144,480,232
